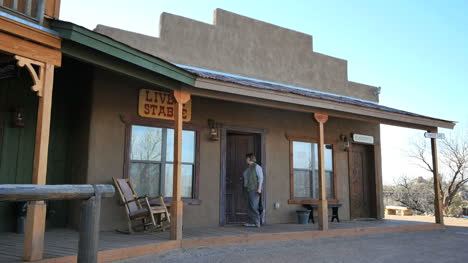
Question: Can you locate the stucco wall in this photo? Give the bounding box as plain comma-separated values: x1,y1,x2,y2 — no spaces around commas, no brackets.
95,9,379,102
86,68,381,230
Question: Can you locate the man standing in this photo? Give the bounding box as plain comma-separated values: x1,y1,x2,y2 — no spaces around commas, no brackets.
243,153,263,227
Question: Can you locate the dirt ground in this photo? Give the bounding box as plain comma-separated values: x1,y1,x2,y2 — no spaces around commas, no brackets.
117,217,468,263
385,215,468,227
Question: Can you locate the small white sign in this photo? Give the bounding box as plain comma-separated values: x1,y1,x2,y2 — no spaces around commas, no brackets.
352,134,374,144
424,132,445,139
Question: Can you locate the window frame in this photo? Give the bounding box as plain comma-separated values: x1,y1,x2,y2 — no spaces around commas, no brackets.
287,135,338,204
122,114,201,205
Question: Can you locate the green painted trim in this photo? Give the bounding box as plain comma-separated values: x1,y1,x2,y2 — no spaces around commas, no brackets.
50,20,196,87
62,41,183,91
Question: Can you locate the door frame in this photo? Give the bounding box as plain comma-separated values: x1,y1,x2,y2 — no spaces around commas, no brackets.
219,124,267,225
348,142,378,219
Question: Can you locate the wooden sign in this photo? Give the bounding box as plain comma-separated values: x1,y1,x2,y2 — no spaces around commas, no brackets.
138,89,191,122
352,133,374,144
424,132,445,139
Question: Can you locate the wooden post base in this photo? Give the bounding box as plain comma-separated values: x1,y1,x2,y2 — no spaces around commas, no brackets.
318,199,328,231
24,201,47,261
170,200,183,240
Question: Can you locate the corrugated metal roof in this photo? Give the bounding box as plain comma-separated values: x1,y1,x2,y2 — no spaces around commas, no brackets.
177,64,454,124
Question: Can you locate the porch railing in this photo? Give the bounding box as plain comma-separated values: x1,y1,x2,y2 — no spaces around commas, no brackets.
0,0,46,25
0,184,115,263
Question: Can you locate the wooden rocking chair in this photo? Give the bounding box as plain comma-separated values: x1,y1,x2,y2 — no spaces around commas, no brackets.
112,177,171,234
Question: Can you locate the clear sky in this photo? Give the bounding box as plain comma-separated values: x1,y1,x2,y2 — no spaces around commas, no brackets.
60,0,468,185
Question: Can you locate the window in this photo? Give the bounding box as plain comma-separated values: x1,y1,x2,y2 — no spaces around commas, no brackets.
290,139,335,201
128,125,196,198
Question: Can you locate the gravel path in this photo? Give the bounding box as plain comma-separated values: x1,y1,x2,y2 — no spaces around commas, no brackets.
116,226,468,263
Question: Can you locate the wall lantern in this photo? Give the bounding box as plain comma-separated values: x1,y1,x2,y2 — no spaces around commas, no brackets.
339,134,349,152
12,107,25,128
208,119,219,141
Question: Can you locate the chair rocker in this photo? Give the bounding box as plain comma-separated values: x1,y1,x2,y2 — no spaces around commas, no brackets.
113,177,171,234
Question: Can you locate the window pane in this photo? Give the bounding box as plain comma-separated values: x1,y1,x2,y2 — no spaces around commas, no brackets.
130,126,162,161
325,145,333,171
312,170,319,199
166,129,196,163
292,141,334,199
293,141,314,169
164,164,193,198
293,169,312,198
326,171,334,200
129,162,161,197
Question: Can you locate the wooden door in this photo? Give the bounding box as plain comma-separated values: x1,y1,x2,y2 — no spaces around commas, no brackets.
349,144,376,219
225,132,260,224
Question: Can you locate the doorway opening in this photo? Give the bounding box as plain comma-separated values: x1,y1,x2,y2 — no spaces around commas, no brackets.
220,127,266,225
349,143,377,219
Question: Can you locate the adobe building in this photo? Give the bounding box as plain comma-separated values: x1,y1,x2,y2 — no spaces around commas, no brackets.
91,9,453,229
1,6,454,261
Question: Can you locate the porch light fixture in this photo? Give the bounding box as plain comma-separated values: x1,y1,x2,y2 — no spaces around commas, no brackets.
208,119,219,141
339,134,349,152
12,107,25,128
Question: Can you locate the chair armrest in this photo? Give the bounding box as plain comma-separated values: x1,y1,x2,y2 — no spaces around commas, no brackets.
120,196,147,205
121,199,138,205
146,195,163,202
146,195,169,210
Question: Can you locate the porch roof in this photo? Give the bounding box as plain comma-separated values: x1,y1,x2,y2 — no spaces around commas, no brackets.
178,64,456,130
48,20,196,90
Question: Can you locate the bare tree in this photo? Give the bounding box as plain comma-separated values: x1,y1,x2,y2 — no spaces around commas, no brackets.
408,135,468,214
386,175,434,214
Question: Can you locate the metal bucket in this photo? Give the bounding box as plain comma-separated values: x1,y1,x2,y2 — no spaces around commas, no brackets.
296,210,310,224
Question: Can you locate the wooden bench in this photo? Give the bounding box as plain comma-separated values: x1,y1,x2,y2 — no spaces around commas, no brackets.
303,203,342,224
385,206,413,216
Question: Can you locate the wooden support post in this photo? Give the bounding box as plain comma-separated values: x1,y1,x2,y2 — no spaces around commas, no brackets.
170,90,191,240
32,63,54,185
429,128,444,225
16,57,55,261
23,202,46,261
314,113,329,231
78,193,102,263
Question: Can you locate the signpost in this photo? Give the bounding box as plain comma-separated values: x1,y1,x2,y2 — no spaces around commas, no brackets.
352,133,374,144
424,132,445,140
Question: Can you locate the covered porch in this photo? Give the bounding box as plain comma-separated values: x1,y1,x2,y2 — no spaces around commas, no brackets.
0,219,443,263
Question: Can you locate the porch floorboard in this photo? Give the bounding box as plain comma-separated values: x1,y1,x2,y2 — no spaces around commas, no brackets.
0,219,440,263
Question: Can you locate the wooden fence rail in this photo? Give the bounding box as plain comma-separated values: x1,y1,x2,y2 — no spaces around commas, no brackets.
0,184,115,263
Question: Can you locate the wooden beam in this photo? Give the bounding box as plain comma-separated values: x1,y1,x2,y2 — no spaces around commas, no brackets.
184,86,442,131
0,184,115,202
193,78,455,129
314,113,328,231
23,62,55,261
170,90,191,240
0,32,61,66
430,128,444,225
